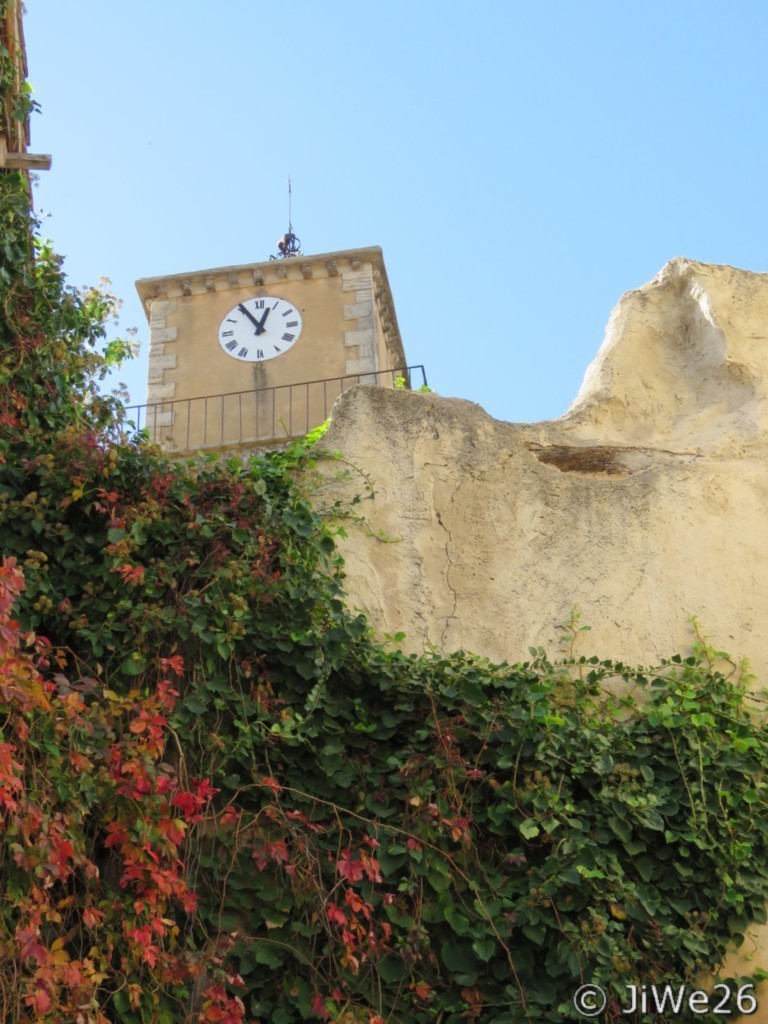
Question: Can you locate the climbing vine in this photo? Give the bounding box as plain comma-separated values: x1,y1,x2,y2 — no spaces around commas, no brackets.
3,50,768,1024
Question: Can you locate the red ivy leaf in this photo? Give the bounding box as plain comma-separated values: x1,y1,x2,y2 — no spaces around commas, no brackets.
412,980,431,1001
160,653,185,677
112,563,145,586
26,983,52,1016
336,849,365,884
327,903,347,927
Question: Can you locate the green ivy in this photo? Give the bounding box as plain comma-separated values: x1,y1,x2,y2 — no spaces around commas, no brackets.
0,1,40,129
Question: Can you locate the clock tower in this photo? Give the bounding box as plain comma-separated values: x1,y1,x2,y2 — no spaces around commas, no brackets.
135,245,412,453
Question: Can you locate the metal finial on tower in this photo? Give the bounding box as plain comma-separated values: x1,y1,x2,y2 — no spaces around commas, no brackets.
270,177,303,259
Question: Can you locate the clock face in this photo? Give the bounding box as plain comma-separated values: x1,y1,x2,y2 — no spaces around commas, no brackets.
218,295,303,362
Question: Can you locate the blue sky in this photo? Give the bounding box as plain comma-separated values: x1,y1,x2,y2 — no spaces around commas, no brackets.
23,1,768,424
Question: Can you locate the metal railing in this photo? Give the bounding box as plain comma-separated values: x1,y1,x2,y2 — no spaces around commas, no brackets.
124,365,428,453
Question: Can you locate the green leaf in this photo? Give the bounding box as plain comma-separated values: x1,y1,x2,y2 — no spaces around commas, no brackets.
607,814,632,842
441,940,473,973
444,904,471,935
521,922,547,945
253,943,284,968
472,938,496,961
119,652,146,676
377,956,406,983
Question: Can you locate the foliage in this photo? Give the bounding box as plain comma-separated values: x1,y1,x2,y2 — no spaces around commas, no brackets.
0,63,134,444
393,376,433,394
0,559,226,1023
0,0,40,143
3,464,768,1024
3,75,768,1024
0,212,133,439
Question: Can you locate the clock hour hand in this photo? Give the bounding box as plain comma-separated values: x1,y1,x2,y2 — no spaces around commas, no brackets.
255,308,271,335
237,301,268,337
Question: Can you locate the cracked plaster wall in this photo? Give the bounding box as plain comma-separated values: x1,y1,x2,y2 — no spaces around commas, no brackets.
319,258,768,675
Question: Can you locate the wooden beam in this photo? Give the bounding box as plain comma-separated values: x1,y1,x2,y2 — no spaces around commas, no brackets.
3,151,52,170
0,135,51,170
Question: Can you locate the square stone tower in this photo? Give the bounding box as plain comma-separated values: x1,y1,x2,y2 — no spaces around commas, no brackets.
135,247,411,452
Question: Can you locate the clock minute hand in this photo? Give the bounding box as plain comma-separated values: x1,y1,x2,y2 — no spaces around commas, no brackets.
237,303,265,336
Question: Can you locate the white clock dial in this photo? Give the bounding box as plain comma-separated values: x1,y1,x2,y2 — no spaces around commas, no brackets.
218,296,303,362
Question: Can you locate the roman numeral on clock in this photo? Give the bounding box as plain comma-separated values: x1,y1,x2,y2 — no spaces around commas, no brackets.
222,330,234,337
282,333,295,343
225,340,237,351
256,349,264,359
238,347,249,358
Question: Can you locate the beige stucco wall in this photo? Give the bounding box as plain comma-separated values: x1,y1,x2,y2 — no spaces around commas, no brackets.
317,258,768,1016
320,258,768,672
164,275,350,400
